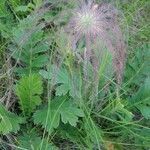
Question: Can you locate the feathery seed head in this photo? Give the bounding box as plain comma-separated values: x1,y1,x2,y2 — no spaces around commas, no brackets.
69,1,104,38
68,1,126,84
75,8,97,35
69,1,118,39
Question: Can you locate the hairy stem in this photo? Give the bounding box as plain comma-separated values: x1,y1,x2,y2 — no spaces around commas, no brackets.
83,34,91,97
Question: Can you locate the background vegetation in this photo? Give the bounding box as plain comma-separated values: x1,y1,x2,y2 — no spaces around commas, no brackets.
0,0,149,149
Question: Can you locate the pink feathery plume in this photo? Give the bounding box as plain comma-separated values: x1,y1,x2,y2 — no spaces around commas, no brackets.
68,0,126,85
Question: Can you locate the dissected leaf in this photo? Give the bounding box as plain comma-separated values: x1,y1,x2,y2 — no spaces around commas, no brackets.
16,74,43,116
0,104,24,135
33,105,60,133
11,30,49,75
9,12,50,75
39,65,82,98
40,65,70,96
33,95,84,133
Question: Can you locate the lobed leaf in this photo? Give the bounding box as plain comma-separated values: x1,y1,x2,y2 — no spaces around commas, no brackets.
0,104,24,135
33,95,84,133
40,65,82,98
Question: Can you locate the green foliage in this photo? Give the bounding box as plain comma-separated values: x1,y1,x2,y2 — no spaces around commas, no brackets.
40,65,82,98
131,77,150,119
133,128,150,147
58,124,86,147
0,104,24,135
101,99,134,122
0,0,149,149
17,130,58,150
10,28,49,75
34,95,84,133
6,4,50,75
125,44,150,119
15,0,41,13
83,117,103,149
125,44,150,86
0,2,12,38
16,74,43,116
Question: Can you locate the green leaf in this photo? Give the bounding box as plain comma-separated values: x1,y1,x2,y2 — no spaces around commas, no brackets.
0,104,24,135
33,105,60,133
33,43,49,54
55,84,70,96
32,55,49,68
40,65,82,98
33,95,84,133
138,105,150,119
15,5,29,12
16,74,43,116
131,77,150,119
0,0,15,38
18,130,58,150
9,13,50,75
